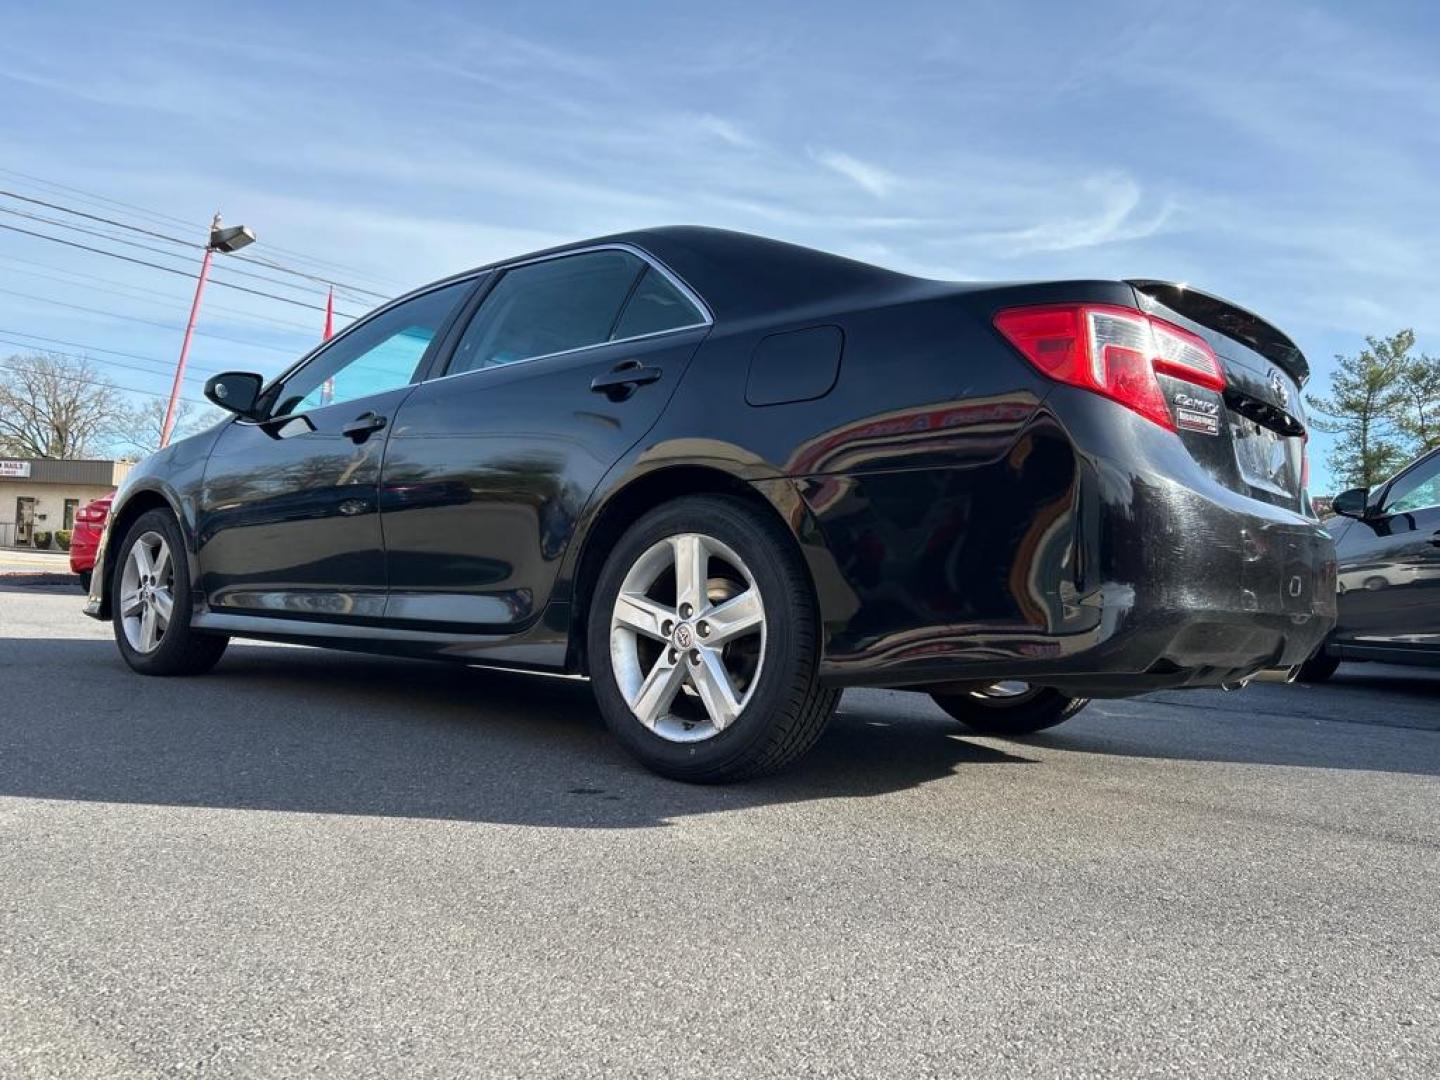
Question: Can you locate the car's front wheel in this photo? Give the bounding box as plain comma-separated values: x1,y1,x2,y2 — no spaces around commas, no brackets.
587,495,839,783
111,508,228,676
930,682,1088,736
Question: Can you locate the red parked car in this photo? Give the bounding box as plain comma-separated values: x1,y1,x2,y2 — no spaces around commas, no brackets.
70,492,114,591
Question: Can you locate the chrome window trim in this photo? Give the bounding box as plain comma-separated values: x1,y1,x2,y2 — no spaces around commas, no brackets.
424,321,710,388
491,242,714,327
240,241,711,425
432,242,713,383
237,273,487,426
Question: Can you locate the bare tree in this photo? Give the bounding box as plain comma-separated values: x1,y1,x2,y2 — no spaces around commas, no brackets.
113,397,229,460
0,352,120,458
113,397,182,461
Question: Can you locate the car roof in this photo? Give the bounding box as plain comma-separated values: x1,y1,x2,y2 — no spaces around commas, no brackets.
456,226,956,324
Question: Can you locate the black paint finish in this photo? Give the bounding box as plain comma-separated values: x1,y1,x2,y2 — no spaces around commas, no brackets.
87,227,1336,696
1322,448,1440,667
745,325,843,406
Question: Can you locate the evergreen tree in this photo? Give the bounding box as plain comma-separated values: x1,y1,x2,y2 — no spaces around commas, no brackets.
1306,332,1410,489
1392,348,1440,453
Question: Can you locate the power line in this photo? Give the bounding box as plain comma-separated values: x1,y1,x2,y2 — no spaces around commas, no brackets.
0,218,362,317
0,167,410,291
0,167,198,231
0,203,367,301
0,328,239,374
0,284,301,354
0,336,212,387
0,253,329,335
0,328,229,378
0,183,399,298
231,251,391,302
0,186,197,247
1,356,208,407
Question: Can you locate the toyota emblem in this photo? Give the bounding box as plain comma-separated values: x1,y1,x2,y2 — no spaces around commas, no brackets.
1268,369,1289,408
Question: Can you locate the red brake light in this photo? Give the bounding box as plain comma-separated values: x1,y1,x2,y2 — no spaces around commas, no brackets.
993,303,1224,431
77,500,112,526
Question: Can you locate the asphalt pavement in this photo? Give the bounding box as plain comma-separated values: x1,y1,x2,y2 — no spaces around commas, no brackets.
1,574,1437,1078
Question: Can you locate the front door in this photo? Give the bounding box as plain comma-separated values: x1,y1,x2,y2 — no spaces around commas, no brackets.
379,248,711,631
15,497,35,545
196,279,475,620
1334,450,1440,654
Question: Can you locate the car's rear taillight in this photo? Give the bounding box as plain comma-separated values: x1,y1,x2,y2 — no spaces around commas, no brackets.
76,502,111,526
1300,432,1311,492
993,303,1224,431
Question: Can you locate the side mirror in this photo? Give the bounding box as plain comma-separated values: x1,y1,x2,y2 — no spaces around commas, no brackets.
204,371,265,419
1331,487,1370,519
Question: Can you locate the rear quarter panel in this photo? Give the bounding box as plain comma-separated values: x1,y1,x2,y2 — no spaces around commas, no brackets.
559,281,1141,662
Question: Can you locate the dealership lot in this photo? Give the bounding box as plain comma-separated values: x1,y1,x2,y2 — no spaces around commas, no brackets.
1,576,1437,1079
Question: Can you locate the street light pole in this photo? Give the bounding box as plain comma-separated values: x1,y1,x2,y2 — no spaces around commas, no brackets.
159,212,255,449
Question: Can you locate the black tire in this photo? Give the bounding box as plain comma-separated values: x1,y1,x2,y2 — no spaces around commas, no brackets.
111,508,229,676
1295,650,1340,683
930,685,1088,736
587,494,839,783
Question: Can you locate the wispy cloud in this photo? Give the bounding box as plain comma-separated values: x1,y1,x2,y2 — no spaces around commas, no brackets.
973,174,1176,255
809,149,900,198
2,0,1438,492
693,114,756,149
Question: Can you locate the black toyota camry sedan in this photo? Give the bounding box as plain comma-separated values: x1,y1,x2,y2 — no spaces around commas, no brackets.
85,227,1335,781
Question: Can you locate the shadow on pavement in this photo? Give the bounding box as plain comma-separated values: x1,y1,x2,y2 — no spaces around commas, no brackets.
997,664,1440,776
0,636,1031,827
0,573,82,594
1326,665,1440,702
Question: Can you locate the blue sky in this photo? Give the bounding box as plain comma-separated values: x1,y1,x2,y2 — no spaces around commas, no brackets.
1,0,1437,489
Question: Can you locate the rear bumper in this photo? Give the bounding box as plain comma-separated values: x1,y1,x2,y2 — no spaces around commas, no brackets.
69,529,99,577
799,394,1336,696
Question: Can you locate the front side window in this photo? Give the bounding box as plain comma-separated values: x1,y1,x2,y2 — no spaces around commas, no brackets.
1384,454,1440,515
271,280,471,417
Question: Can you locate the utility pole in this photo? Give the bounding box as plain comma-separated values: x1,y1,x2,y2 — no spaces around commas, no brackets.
159,212,255,448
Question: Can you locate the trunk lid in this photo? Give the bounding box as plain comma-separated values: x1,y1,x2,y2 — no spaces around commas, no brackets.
1128,280,1310,514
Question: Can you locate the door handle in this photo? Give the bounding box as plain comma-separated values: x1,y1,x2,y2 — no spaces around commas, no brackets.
1430,530,1440,548
590,361,662,400
341,411,387,443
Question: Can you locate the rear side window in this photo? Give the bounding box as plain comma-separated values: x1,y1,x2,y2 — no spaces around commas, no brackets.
610,267,704,340
447,251,644,375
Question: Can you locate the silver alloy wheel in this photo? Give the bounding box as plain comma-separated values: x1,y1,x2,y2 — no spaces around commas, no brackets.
609,532,766,743
119,530,174,654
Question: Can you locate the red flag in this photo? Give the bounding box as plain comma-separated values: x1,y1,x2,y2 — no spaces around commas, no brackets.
322,286,335,340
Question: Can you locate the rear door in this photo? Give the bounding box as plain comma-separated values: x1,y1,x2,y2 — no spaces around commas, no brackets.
197,280,474,618
1333,451,1440,654
379,247,711,631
